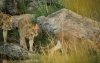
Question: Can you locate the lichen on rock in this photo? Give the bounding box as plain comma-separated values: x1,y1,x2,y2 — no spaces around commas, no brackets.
0,43,29,60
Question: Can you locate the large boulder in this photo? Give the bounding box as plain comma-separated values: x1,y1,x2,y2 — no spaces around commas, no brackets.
0,43,29,60
37,8,100,42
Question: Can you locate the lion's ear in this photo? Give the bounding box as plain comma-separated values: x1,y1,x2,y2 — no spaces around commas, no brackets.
28,24,32,29
9,15,12,18
35,24,39,30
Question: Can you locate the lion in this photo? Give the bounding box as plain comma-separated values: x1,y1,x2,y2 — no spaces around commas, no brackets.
0,12,13,43
18,16,39,52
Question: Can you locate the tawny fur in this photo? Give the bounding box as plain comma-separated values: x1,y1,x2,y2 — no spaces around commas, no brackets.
18,16,39,52
0,12,13,43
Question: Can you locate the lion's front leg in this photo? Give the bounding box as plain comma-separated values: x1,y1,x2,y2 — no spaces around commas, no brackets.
3,30,8,43
20,37,27,50
29,39,34,52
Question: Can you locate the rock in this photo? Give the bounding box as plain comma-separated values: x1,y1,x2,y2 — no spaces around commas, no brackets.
2,0,59,14
37,8,100,42
26,0,37,13
3,0,37,14
4,0,21,15
0,43,29,60
3,0,34,15
0,0,4,11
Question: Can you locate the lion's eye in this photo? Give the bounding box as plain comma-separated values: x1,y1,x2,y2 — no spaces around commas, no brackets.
31,33,33,36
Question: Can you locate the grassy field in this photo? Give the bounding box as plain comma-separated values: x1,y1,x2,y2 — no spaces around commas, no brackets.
59,0,100,21
27,37,100,63
0,0,100,63
30,0,100,63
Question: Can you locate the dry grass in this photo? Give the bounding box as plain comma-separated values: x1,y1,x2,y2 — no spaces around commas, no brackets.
1,38,100,63
36,37,100,63
0,0,100,63
59,0,100,21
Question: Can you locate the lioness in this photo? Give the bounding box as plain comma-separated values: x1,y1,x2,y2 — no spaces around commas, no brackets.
0,12,13,43
18,16,39,52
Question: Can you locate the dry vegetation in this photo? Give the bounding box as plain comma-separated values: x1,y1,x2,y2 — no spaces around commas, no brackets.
29,0,100,63
59,0,100,21
0,0,100,63
28,36,100,63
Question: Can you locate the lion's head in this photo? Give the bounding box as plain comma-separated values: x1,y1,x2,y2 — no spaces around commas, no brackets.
1,14,13,30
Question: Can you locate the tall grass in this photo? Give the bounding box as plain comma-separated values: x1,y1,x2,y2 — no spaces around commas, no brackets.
33,0,62,17
33,37,100,63
59,0,100,21
20,1,100,63
31,31,100,63
1,0,100,63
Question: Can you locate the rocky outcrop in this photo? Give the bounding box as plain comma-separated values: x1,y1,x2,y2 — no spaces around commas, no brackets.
37,8,100,42
0,43,29,60
0,0,4,10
